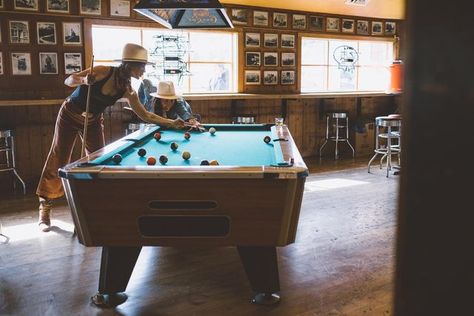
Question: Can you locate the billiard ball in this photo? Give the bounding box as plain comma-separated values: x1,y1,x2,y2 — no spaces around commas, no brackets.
209,127,216,135
112,154,122,164
170,142,179,151
182,151,191,160
147,156,156,165
209,160,219,165
184,132,191,140
138,148,146,157
200,160,210,166
264,136,272,144
154,132,161,141
159,155,168,164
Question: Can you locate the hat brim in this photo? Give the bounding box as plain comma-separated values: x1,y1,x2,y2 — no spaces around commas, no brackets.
150,92,180,100
115,58,155,65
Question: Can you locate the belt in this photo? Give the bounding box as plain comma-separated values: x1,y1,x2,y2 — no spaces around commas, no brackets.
64,99,96,118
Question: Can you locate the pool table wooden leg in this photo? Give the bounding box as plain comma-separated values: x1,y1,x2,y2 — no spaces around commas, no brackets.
91,246,142,308
237,246,281,305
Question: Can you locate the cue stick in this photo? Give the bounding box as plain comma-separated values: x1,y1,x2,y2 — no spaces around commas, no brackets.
81,55,94,157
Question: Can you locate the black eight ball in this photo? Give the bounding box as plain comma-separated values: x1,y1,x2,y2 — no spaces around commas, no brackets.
138,148,146,157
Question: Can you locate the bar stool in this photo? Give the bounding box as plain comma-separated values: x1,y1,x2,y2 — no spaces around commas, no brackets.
368,116,402,177
319,112,355,159
0,129,26,194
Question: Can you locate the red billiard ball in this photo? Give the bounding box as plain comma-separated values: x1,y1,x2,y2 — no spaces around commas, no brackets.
182,151,191,160
138,148,146,157
159,155,168,164
184,132,191,140
112,154,122,164
147,156,156,165
170,142,179,151
154,132,161,141
264,136,271,144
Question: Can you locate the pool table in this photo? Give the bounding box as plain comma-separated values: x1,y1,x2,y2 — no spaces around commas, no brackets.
60,123,308,307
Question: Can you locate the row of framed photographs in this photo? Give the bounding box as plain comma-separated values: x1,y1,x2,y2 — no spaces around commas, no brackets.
230,8,397,36
0,0,131,17
245,33,296,49
1,21,82,45
246,52,295,67
0,51,82,75
244,70,296,86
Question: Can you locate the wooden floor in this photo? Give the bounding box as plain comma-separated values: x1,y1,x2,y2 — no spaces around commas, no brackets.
0,155,398,316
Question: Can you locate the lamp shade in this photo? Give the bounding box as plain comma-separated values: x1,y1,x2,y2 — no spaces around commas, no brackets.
134,0,234,29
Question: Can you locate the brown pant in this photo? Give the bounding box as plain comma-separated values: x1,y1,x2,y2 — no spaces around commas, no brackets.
36,100,105,199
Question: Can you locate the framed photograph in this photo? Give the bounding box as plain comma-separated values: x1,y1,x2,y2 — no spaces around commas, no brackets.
244,70,260,85
47,0,69,13
11,52,31,75
273,13,287,28
281,52,295,67
230,8,248,25
0,0,3,9
326,17,340,32
281,70,295,85
372,21,383,35
63,22,82,45
14,0,38,11
39,52,58,74
280,34,295,49
292,14,306,30
110,0,130,17
245,32,260,47
9,21,30,44
37,22,57,45
385,21,396,35
263,33,278,48
0,52,3,75
253,10,268,27
263,52,278,66
342,19,355,33
80,0,101,15
357,20,369,35
64,53,82,74
263,71,278,85
309,16,324,31
245,52,260,67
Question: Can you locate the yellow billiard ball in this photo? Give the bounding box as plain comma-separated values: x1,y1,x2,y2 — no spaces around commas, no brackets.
182,151,191,160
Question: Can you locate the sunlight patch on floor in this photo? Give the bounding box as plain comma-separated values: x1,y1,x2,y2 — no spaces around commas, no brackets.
304,178,369,192
0,220,75,242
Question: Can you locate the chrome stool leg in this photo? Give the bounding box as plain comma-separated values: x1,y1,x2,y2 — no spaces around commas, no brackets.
319,115,329,157
11,135,26,194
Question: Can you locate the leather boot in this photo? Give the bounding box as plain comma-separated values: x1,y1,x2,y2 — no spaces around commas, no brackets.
38,197,53,232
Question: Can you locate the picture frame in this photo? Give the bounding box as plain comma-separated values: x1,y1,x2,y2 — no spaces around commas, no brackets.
0,52,3,75
230,8,248,25
245,32,260,47
64,52,82,74
342,19,355,33
281,52,295,67
309,16,324,31
292,14,306,30
273,12,288,28
244,70,260,85
372,21,384,35
245,52,261,67
37,22,57,45
63,22,82,45
263,71,278,85
263,33,278,48
80,0,101,15
281,70,295,85
326,17,340,32
0,0,3,9
110,0,130,17
39,52,58,74
47,0,69,13
253,10,269,27
11,52,31,75
9,21,30,44
280,34,295,49
263,52,278,67
385,21,396,35
14,0,38,11
357,20,369,35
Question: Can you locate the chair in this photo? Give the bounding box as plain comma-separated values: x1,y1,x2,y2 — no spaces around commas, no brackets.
319,112,355,159
0,129,26,194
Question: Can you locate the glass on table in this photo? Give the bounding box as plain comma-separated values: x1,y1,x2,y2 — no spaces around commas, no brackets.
275,117,284,126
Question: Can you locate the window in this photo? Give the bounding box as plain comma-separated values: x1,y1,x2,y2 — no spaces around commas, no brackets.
301,36,394,92
91,25,238,93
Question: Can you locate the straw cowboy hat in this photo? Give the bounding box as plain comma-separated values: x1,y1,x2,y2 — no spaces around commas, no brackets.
117,43,154,64
150,81,181,100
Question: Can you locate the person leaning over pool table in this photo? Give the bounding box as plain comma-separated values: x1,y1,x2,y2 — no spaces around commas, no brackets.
36,43,188,232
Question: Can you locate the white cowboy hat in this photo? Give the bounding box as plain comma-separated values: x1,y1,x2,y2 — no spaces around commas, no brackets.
150,81,181,100
116,43,154,64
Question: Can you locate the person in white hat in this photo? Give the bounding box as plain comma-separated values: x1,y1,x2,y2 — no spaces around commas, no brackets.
35,43,188,232
150,81,200,126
